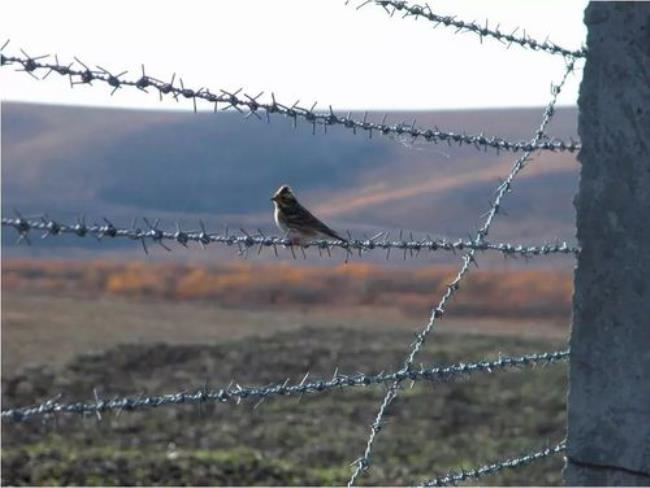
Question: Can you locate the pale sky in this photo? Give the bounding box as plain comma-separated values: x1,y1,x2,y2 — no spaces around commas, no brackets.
1,0,589,111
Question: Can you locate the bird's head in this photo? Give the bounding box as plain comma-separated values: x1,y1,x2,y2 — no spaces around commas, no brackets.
271,185,297,208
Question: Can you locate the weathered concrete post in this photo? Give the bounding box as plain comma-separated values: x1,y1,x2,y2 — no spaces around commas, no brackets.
565,2,650,485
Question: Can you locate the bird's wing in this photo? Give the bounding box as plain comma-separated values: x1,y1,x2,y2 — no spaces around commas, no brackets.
313,220,346,241
284,202,346,241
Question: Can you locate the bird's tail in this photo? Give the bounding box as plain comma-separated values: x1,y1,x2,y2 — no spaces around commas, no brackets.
327,229,348,243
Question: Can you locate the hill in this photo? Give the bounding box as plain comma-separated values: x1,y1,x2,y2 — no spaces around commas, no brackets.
2,102,579,265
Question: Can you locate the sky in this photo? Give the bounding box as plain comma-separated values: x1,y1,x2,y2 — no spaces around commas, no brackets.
1,0,589,111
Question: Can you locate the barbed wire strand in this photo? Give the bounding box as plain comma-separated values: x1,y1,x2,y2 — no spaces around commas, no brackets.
421,440,566,486
353,0,587,59
1,215,580,260
0,20,576,482
0,49,581,154
347,59,575,486
1,349,568,423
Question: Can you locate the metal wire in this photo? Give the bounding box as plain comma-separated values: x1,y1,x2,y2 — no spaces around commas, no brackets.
1,215,580,259
348,59,576,486
0,50,581,154
421,441,566,486
356,0,587,60
1,5,581,482
1,349,568,422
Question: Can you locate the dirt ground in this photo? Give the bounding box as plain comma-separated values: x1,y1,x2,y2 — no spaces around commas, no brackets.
2,291,570,485
1,291,569,376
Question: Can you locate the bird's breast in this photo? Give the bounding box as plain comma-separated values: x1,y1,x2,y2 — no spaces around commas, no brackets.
274,205,289,233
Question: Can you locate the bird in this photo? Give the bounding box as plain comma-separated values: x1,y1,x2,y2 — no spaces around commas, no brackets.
271,185,346,245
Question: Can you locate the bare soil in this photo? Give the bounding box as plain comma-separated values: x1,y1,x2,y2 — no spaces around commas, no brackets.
2,292,569,485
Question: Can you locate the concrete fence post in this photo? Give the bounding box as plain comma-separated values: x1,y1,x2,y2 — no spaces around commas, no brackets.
565,2,650,485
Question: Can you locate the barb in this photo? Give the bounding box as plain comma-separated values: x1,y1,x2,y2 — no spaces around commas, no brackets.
1,216,579,259
1,349,568,422
0,51,581,154
357,1,587,59
421,440,566,486
348,60,576,486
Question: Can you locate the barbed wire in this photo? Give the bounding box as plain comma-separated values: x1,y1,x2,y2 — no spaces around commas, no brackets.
354,1,587,60
0,49,581,155
1,215,579,260
1,349,568,423
348,59,575,485
1,5,580,482
421,440,566,486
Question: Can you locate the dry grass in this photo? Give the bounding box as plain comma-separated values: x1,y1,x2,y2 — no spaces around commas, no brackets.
3,259,573,319
2,291,568,376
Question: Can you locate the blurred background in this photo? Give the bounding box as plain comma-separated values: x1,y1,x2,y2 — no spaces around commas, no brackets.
2,0,586,485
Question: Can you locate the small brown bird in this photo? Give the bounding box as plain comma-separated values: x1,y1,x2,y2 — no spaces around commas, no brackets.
271,185,345,245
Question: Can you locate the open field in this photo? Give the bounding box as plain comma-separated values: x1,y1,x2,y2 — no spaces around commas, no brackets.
3,259,573,320
2,259,572,375
2,290,569,485
1,289,569,376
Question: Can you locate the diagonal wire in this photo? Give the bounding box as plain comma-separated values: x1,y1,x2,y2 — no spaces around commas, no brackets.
421,440,566,486
347,59,575,486
356,0,587,59
1,216,580,259
0,28,576,484
1,349,568,422
0,51,581,154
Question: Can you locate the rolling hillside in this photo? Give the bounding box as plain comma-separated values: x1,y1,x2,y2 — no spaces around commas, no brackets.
2,102,579,264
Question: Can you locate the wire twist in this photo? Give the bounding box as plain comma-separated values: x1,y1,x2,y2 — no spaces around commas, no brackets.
1,349,568,422
422,441,566,486
1,215,579,259
0,50,581,154
348,59,575,486
356,1,587,59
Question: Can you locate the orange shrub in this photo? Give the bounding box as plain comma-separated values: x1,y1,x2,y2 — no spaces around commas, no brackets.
2,259,573,318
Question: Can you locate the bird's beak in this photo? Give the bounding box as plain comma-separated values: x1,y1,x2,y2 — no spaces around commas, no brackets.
271,195,278,202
